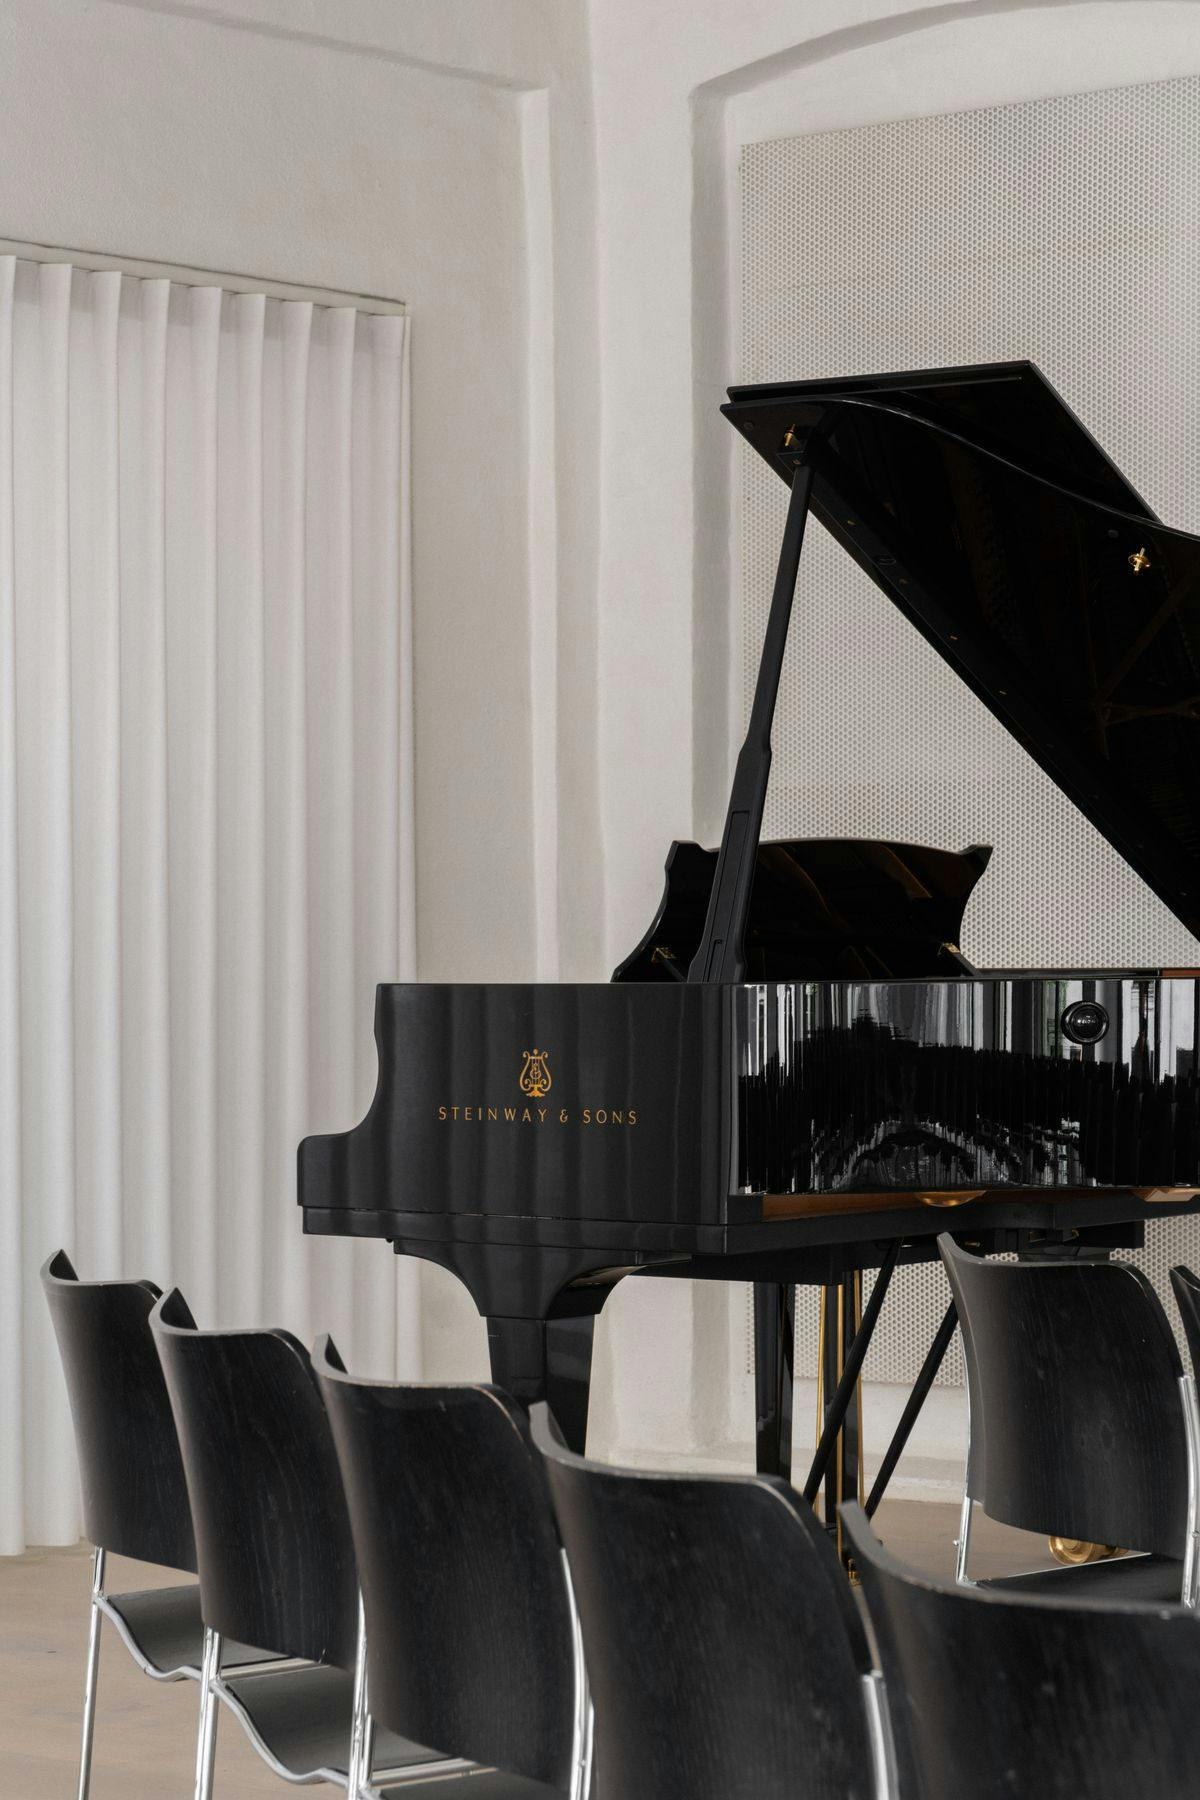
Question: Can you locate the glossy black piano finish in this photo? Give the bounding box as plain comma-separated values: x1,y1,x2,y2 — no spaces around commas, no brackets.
299,360,1200,1491
614,837,989,982
735,974,1200,1197
301,973,1200,1294
723,363,1200,942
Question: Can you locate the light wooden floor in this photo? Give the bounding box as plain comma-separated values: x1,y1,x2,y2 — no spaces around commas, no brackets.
0,1546,281,1798
0,1503,1061,1798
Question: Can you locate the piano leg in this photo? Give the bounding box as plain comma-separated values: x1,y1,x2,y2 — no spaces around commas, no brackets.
753,1282,795,1479
485,1314,596,1454
820,1274,863,1546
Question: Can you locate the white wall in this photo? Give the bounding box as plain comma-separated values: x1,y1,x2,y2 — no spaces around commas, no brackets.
0,0,606,986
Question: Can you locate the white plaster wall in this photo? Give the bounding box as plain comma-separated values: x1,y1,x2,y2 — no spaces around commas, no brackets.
0,0,607,981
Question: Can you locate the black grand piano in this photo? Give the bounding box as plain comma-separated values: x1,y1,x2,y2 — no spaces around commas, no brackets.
300,362,1200,1521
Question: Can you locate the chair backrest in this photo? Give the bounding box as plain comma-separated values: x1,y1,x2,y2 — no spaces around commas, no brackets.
843,1501,1200,1800
530,1403,876,1800
151,1290,358,1669
1171,1264,1200,1377
941,1235,1187,1554
41,1249,196,1570
313,1341,578,1791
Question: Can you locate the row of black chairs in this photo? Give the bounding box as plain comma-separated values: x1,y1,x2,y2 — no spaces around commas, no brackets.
44,1251,588,1800
43,1240,1200,1799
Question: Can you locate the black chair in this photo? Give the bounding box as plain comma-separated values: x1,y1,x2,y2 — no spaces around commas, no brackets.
941,1235,1199,1602
844,1500,1200,1800
529,1402,890,1800
150,1289,459,1798
313,1340,592,1800
1170,1262,1200,1378
40,1250,277,1800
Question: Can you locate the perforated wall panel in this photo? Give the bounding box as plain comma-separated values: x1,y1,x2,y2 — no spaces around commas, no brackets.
739,73,1200,1385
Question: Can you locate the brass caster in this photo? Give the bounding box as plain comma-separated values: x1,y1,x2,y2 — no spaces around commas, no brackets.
1048,1537,1123,1565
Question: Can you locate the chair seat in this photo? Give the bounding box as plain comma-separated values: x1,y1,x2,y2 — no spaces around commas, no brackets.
103,1585,280,1678
978,1553,1184,1603
222,1663,449,1784
376,1775,564,1800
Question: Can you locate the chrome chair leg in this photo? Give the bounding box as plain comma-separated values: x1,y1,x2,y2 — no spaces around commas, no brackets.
954,1491,975,1587
193,1626,222,1800
76,1547,107,1800
347,1593,375,1798
561,1550,594,1800
861,1668,898,1800
1181,1373,1200,1608
354,1712,377,1800
954,1383,976,1588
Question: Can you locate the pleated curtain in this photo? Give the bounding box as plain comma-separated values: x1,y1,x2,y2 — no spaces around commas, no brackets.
0,257,418,1552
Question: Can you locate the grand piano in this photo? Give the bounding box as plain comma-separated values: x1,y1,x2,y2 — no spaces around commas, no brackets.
300,362,1200,1522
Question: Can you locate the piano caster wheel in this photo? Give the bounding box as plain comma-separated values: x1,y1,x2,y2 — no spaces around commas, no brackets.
1048,1537,1123,1565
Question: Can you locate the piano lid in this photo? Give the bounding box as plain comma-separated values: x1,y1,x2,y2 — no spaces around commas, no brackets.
722,361,1200,942
613,837,991,983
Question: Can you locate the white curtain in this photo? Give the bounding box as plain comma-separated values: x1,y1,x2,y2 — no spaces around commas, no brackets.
0,257,418,1553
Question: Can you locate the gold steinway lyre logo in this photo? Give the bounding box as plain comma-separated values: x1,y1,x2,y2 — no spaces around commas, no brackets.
519,1048,552,1100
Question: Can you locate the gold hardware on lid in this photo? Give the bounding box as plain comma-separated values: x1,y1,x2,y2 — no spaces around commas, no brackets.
782,425,799,449
1128,546,1152,574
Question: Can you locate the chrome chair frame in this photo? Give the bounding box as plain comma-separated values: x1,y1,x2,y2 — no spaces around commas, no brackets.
41,1250,234,1800
860,1668,899,1800
350,1560,592,1800
194,1635,413,1796
955,1365,1200,1607
532,1402,884,1800
1180,1371,1200,1609
76,1549,107,1800
948,1242,1200,1607
189,1594,473,1798
560,1550,597,1800
189,1577,584,1800
151,1288,468,1800
314,1350,591,1800
846,1499,1200,1800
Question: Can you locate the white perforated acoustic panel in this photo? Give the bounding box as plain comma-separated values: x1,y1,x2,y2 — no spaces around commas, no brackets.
739,73,1200,1386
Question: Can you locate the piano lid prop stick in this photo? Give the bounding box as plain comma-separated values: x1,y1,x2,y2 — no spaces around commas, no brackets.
688,457,816,985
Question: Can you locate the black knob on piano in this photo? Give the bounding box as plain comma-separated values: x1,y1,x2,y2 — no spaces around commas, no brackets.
1061,1001,1109,1046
